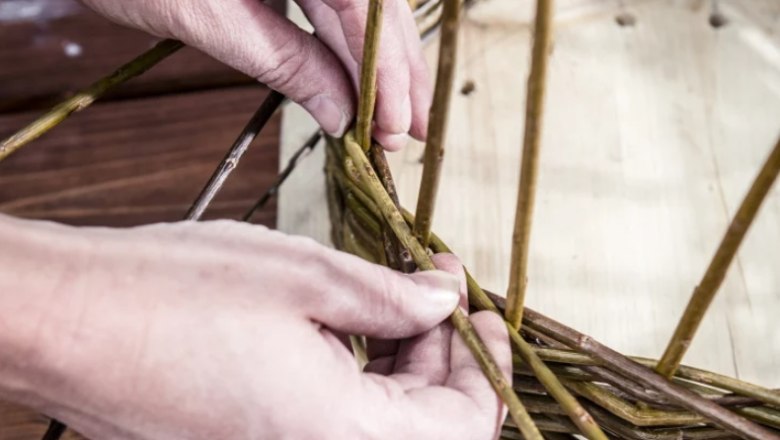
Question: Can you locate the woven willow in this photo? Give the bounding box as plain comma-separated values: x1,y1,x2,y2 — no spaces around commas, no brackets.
2,1,779,439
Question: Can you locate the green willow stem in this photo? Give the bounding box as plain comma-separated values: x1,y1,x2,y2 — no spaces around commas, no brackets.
505,0,554,329
413,0,460,247
656,137,780,377
0,39,183,162
355,0,384,151
342,132,543,440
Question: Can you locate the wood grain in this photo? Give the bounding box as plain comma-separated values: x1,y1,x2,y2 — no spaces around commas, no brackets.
0,0,283,113
0,85,280,227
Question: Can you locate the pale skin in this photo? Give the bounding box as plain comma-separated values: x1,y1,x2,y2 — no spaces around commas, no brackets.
0,1,510,439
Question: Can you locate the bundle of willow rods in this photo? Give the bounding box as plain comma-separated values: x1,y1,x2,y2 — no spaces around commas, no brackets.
2,0,780,439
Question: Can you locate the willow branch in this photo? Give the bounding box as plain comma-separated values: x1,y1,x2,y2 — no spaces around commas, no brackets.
656,137,780,377
505,0,554,329
185,90,285,220
356,0,384,150
413,0,460,247
343,131,543,440
243,130,322,221
0,39,183,163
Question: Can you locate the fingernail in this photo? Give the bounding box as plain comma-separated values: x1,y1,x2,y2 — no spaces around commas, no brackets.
378,132,409,151
303,95,349,137
410,271,460,309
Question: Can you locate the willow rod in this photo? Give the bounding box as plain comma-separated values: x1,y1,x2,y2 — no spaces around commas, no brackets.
656,137,780,378
0,39,183,163
184,90,285,220
413,0,460,247
343,132,543,440
355,0,384,151
505,0,554,329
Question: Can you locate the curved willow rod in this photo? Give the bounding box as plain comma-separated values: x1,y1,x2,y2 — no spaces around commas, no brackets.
0,39,183,163
656,137,780,377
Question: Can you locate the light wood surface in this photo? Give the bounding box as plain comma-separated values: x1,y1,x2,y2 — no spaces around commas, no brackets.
280,0,780,387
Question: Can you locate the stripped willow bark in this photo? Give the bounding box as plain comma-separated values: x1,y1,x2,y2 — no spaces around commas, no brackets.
413,0,460,247
0,39,183,163
656,137,780,378
505,0,554,329
185,90,285,220
343,132,544,440
355,0,384,151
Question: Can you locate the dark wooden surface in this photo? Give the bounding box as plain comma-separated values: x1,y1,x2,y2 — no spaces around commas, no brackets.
0,85,280,227
0,0,284,113
0,1,285,438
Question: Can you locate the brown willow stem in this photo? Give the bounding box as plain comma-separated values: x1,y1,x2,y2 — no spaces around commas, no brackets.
356,0,384,151
502,297,780,439
505,0,554,329
413,0,460,247
185,90,285,220
656,137,780,377
342,132,543,440
0,39,183,163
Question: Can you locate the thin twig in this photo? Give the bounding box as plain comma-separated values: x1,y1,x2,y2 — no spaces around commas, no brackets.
343,131,543,440
184,90,285,220
355,0,384,151
505,0,554,329
41,420,67,440
656,137,780,377
243,130,322,221
414,0,460,247
0,39,183,163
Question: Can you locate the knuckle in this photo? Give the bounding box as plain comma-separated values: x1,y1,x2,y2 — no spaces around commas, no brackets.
256,34,310,93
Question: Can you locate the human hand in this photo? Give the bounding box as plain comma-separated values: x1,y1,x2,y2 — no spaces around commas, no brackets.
79,0,433,150
0,218,509,439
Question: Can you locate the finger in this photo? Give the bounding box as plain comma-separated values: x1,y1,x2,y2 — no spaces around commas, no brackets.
93,0,355,136
316,0,414,144
296,248,459,339
392,253,465,386
399,0,433,140
446,311,512,438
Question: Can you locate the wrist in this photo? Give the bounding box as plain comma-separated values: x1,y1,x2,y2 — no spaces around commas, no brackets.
0,214,91,406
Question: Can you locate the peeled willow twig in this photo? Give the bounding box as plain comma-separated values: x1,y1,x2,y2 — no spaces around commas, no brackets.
0,39,183,163
505,0,554,329
342,131,543,440
184,90,285,220
355,0,384,151
413,0,460,247
656,137,780,377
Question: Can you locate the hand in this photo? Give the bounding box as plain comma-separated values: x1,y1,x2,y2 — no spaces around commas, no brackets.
0,218,510,439
79,0,433,150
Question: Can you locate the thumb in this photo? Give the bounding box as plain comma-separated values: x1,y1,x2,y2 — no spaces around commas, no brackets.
301,250,460,339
